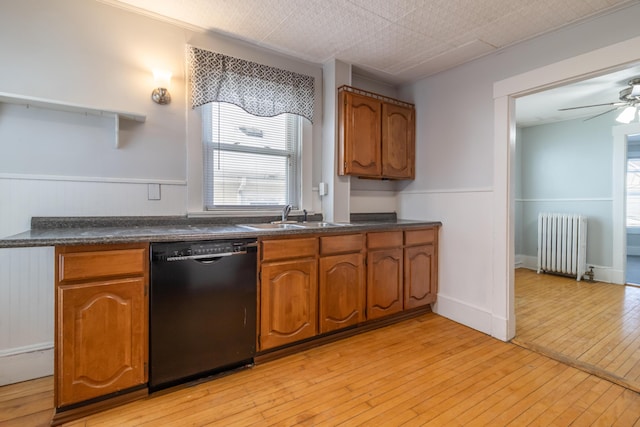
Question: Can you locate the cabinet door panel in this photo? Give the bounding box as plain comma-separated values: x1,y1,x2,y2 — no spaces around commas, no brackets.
340,91,381,177
58,277,147,407
319,253,365,333
404,245,436,309
260,259,318,350
382,103,414,179
367,248,403,319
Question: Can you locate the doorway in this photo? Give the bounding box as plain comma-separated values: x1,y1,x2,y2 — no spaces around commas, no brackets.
495,44,640,392
626,135,640,285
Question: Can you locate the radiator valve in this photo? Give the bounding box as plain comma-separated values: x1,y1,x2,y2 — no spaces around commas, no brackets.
584,266,595,282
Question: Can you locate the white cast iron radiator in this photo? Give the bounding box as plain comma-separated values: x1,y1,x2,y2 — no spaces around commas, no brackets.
537,213,587,281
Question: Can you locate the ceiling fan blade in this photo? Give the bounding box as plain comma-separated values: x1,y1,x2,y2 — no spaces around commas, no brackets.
558,102,625,111
582,107,619,121
632,84,640,97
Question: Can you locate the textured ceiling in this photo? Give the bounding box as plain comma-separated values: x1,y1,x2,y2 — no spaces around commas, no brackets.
106,0,634,84
516,65,640,127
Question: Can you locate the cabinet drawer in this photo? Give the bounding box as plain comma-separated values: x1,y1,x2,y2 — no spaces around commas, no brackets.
320,234,364,255
405,228,436,246
367,231,403,249
58,246,147,283
262,237,318,261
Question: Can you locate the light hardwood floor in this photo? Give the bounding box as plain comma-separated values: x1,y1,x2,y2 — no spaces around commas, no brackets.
2,313,640,426
513,268,640,394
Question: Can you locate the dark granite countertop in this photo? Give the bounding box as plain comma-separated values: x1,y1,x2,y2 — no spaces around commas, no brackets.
0,214,442,248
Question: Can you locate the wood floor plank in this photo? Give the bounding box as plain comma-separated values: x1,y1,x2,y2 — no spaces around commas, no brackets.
2,312,640,426
511,374,605,426
570,383,626,425
514,268,640,393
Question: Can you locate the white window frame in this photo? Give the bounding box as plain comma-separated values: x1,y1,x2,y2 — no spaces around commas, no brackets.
185,50,318,218
201,103,301,211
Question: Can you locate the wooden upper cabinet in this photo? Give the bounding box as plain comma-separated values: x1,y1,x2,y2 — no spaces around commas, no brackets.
55,243,148,408
338,85,415,180
339,90,382,177
382,103,415,179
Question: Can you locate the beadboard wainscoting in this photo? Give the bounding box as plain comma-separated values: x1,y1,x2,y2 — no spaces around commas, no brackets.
0,175,187,237
397,188,498,337
0,175,187,384
0,246,54,385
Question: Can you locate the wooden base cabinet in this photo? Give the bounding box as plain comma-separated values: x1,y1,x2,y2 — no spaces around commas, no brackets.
258,226,438,350
366,231,404,320
259,237,318,351
319,234,365,333
55,243,148,409
404,228,439,309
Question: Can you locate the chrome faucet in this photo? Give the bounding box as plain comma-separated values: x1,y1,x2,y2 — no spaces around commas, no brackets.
281,204,292,222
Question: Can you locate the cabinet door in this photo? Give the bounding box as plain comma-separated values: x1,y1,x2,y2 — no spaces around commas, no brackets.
367,248,403,319
260,258,318,350
340,91,382,177
382,103,415,179
404,244,436,309
319,253,365,333
57,277,147,407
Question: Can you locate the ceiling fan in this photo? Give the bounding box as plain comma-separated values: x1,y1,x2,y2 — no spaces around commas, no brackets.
559,77,640,123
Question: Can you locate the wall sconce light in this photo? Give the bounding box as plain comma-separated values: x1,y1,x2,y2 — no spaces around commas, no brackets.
151,69,171,105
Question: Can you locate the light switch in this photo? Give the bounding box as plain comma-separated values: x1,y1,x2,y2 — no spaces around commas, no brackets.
318,182,328,196
148,183,161,200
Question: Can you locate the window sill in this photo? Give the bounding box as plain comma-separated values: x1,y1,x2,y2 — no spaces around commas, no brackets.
187,209,313,218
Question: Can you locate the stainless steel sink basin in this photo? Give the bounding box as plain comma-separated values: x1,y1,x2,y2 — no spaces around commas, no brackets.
297,221,350,228
238,221,350,230
238,223,305,230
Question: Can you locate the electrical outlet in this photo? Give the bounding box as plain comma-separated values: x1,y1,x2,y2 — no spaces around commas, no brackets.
148,183,161,200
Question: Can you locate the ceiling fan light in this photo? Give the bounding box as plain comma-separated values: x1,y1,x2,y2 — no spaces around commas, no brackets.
616,106,637,124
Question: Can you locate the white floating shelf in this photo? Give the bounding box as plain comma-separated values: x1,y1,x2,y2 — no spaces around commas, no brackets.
0,92,146,148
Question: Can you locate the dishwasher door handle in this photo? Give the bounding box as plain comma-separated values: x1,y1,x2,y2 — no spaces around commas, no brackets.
166,251,247,262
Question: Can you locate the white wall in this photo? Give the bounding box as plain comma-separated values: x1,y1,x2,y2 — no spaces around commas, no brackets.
398,3,640,337
516,114,616,273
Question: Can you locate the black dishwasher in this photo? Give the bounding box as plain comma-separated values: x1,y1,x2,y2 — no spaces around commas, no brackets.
149,239,257,392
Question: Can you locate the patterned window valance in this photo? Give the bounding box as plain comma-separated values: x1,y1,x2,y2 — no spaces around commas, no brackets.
187,45,315,123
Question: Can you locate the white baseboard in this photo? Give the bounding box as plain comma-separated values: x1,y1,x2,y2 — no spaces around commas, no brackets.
433,293,495,337
514,254,524,269
0,348,53,386
519,255,538,271
515,254,615,284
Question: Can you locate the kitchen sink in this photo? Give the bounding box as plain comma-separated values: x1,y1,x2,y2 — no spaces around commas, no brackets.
297,221,350,228
238,223,305,230
238,221,350,230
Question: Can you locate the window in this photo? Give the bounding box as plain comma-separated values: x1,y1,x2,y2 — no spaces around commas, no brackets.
628,158,640,227
203,102,301,210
